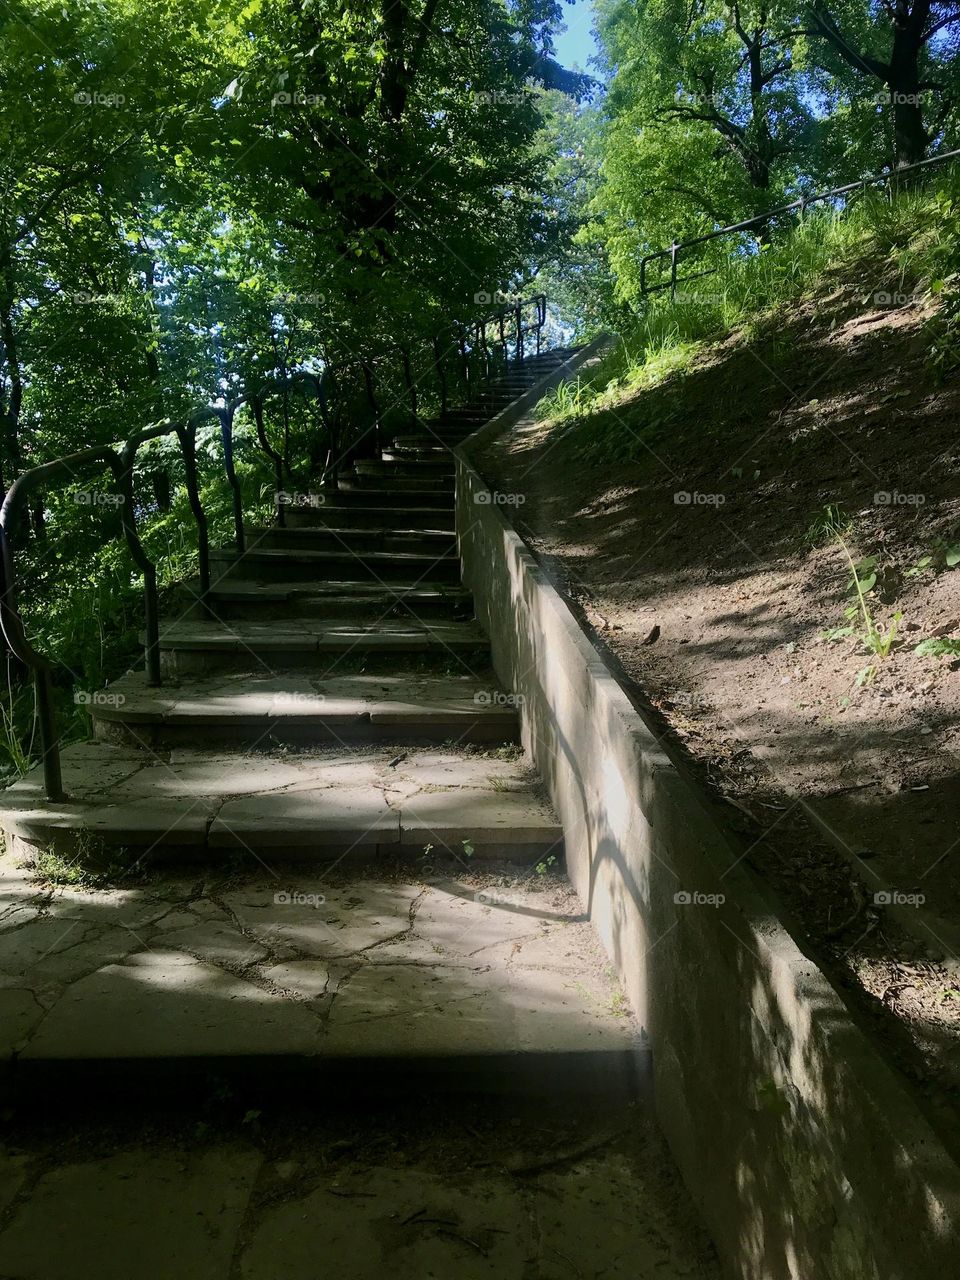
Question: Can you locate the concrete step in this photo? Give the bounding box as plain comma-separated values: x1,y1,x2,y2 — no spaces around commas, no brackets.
325,487,454,510
391,429,473,448
0,860,644,1102
0,744,563,863
204,580,470,622
251,526,456,556
435,408,496,424
91,670,519,749
285,504,455,532
382,446,451,461
353,459,455,481
340,474,454,494
209,547,461,585
389,435,463,452
153,617,490,675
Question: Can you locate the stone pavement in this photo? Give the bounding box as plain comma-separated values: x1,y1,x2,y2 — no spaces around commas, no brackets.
0,1096,722,1280
0,859,640,1088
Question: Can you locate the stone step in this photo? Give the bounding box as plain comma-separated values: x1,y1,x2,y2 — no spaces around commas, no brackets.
340,474,454,494
392,429,473,449
0,744,563,863
0,862,642,1102
382,446,451,461
285,504,455,532
326,486,454,510
389,435,463,452
251,526,456,556
353,459,455,480
204,580,470,621
153,617,490,675
91,670,518,749
209,546,461,585
435,408,496,424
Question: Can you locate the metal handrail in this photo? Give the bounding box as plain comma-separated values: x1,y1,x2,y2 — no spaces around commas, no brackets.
0,293,551,799
640,149,960,298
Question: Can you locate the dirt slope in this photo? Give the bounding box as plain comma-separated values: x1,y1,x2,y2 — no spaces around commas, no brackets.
472,271,960,1121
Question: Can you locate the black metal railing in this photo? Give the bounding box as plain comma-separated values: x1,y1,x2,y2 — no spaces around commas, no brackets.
640,150,960,299
0,293,550,799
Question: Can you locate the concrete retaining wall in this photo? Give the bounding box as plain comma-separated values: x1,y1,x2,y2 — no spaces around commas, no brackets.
455,365,960,1279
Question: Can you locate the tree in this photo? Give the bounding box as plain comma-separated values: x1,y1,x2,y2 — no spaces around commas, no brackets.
801,0,960,168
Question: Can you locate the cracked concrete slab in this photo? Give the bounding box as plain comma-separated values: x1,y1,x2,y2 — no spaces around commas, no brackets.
0,1148,260,1280
0,861,636,1078
210,786,400,848
20,951,325,1061
239,1166,528,1280
222,881,420,958
2,744,559,858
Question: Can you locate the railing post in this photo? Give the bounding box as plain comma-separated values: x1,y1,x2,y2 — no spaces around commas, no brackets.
433,337,449,417
362,362,383,459
35,666,64,802
458,332,470,398
401,349,418,419
0,524,65,801
178,423,211,609
118,441,161,687
252,398,286,527
514,303,523,363
218,406,244,554
670,242,679,301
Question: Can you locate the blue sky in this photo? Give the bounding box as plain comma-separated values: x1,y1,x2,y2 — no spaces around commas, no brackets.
553,0,600,72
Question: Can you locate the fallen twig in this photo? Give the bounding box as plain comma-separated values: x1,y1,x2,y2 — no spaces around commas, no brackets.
505,1130,618,1176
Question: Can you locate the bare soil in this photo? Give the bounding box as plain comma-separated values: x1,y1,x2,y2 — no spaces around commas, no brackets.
471,272,960,1126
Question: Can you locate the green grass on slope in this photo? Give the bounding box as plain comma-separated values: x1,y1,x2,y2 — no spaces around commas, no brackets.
541,173,960,456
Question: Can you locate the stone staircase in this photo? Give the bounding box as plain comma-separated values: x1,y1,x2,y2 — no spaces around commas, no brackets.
0,344,643,1095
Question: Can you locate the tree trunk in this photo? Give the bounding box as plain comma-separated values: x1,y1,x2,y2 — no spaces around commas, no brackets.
888,28,928,167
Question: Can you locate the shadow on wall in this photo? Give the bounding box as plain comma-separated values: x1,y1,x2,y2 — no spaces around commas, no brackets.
456,455,960,1280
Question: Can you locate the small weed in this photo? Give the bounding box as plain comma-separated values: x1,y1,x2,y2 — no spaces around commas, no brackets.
535,854,557,875
914,637,960,659
823,535,901,685
28,833,137,888
904,538,960,578
804,502,851,547
610,990,630,1018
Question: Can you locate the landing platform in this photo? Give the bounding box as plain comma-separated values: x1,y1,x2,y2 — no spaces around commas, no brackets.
0,860,642,1098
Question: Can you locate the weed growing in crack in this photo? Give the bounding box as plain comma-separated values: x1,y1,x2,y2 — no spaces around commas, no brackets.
28,832,141,888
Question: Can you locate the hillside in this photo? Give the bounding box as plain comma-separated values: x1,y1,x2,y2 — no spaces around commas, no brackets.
471,208,960,1121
